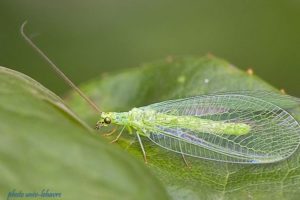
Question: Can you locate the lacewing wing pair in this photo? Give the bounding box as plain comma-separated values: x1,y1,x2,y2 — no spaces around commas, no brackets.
21,21,300,164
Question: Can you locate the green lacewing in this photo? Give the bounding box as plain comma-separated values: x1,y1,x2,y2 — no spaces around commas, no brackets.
21,21,300,164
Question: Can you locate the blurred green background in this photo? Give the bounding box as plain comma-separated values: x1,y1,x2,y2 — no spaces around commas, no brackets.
0,0,299,96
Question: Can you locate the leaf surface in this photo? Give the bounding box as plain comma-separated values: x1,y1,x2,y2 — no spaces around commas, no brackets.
0,67,169,200
67,56,300,200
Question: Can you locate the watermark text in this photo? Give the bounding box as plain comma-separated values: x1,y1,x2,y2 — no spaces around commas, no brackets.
7,189,62,200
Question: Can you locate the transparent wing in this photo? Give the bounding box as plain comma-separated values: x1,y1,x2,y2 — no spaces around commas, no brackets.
147,91,300,114
217,90,300,110
140,92,300,163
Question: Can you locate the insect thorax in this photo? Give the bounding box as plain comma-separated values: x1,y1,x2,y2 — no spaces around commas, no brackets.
126,108,156,132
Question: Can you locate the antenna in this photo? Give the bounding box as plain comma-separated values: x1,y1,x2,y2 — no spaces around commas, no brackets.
20,21,102,114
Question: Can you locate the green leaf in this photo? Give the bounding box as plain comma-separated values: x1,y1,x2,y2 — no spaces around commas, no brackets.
0,67,169,200
66,56,300,200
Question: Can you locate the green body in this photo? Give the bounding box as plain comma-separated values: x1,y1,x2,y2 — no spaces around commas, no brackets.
98,108,250,136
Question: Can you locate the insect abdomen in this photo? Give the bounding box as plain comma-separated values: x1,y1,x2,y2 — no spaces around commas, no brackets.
188,117,251,135
155,113,251,136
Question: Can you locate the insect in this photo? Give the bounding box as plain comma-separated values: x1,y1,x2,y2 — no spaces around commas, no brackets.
21,21,300,164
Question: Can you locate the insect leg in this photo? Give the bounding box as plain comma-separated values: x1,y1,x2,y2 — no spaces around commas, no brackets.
179,142,191,168
110,126,125,143
103,128,117,137
126,126,133,134
136,132,148,164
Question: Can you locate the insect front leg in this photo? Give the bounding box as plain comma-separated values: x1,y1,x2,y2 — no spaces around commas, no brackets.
103,128,117,137
110,126,125,143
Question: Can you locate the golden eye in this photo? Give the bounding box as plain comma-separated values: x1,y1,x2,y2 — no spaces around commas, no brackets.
104,117,111,124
